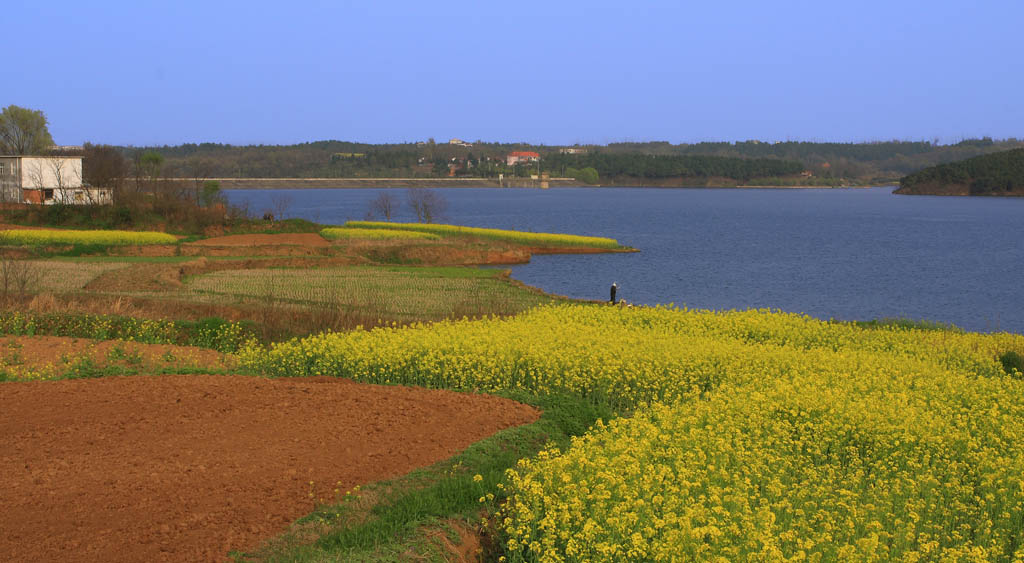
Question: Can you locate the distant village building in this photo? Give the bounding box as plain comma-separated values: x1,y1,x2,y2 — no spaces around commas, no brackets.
448,138,473,147
0,155,112,205
559,147,589,155
506,151,541,166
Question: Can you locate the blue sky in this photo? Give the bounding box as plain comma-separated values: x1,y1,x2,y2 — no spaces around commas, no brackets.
6,0,1022,146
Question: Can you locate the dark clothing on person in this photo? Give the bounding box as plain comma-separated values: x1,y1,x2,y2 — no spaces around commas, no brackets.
610,283,617,304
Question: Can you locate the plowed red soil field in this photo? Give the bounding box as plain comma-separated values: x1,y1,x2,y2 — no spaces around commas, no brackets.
0,374,540,562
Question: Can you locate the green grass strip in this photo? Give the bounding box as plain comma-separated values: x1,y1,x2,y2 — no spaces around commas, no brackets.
243,391,612,562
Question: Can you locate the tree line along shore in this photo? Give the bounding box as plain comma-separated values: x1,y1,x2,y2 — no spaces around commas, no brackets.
5,104,1024,203
76,137,1024,193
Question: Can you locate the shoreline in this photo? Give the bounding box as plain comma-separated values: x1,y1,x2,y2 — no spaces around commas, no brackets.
209,177,582,189
199,177,895,190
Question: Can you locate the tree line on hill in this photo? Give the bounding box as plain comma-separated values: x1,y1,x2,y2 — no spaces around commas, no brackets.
6,103,1024,188
896,148,1024,196
543,153,803,182
118,137,1024,185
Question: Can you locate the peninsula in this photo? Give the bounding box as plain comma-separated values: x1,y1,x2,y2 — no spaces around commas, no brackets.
895,148,1024,196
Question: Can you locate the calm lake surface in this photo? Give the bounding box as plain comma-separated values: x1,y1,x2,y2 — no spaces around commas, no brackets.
225,187,1024,334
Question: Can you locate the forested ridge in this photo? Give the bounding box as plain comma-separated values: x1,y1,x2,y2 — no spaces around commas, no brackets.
105,137,1024,185
542,152,802,181
896,148,1024,196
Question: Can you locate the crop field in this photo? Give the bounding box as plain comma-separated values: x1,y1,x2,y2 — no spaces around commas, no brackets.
344,221,625,249
241,304,1024,561
185,265,556,320
0,228,178,245
320,227,440,241
17,260,129,292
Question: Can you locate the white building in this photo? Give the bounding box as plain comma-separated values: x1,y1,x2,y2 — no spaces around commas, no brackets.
0,155,112,205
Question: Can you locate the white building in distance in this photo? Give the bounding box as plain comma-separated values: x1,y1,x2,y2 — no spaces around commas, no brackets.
0,155,112,205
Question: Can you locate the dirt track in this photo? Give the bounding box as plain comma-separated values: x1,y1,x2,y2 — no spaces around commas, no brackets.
0,375,540,562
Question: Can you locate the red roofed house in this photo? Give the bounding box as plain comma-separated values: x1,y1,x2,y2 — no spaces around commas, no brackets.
506,151,540,166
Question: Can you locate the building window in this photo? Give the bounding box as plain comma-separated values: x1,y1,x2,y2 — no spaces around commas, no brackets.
0,164,5,176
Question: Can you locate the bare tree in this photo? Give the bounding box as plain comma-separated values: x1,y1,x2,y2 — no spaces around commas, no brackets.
187,156,215,204
368,191,397,221
407,188,447,223
82,143,127,200
270,193,293,221
0,233,40,303
49,158,72,203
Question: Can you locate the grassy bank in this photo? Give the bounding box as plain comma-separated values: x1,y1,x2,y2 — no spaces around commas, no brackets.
242,391,612,561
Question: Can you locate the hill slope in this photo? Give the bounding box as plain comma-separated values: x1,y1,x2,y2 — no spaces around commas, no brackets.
895,148,1024,196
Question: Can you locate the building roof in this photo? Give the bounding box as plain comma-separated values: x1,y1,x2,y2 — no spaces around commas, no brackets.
508,151,540,158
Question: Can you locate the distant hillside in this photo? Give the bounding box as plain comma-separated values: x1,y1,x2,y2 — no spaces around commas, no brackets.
100,137,1024,186
895,148,1024,196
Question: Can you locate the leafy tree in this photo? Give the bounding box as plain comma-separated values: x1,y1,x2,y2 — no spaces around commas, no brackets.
0,105,55,155
138,150,165,184
200,180,223,207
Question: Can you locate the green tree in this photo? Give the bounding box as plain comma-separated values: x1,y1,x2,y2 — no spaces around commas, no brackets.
200,180,223,207
140,151,165,182
0,105,55,155
578,166,599,185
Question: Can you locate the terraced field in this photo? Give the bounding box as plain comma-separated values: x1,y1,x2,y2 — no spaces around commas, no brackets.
185,265,557,320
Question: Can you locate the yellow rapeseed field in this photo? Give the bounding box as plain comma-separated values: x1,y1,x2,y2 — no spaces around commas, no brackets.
240,304,1024,561
0,229,177,245
319,227,440,241
344,221,624,248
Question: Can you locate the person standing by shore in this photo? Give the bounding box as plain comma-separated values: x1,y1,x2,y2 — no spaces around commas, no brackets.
610,282,618,304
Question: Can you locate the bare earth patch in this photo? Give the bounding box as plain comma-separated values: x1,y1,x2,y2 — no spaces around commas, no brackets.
0,374,539,562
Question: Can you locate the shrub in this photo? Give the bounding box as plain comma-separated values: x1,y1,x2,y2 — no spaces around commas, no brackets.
1000,350,1024,377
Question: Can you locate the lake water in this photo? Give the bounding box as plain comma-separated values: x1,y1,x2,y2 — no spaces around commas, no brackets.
225,187,1024,334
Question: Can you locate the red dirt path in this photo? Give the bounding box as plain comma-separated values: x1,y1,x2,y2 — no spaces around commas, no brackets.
0,375,539,562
